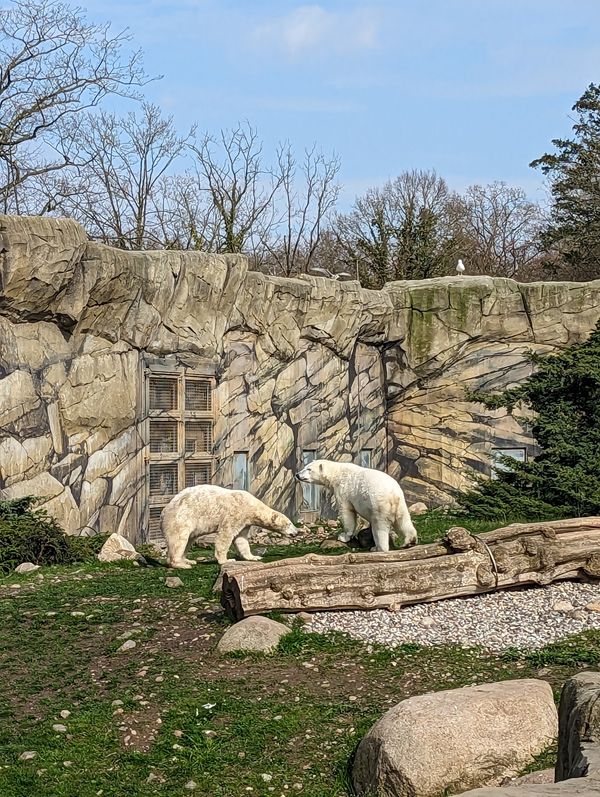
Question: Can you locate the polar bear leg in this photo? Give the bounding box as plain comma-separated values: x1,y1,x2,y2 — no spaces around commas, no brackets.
337,504,358,542
165,524,194,569
234,530,263,561
371,520,391,552
214,523,239,565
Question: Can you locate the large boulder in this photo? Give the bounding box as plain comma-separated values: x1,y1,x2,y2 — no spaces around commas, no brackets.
556,671,600,781
353,679,557,797
217,616,289,654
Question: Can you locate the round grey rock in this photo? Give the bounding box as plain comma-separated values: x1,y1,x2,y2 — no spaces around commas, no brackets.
15,562,41,574
217,616,289,654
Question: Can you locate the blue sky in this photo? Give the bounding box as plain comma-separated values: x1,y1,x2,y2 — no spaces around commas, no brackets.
83,0,600,208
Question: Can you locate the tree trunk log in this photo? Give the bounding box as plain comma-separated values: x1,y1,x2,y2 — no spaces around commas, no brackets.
220,518,600,622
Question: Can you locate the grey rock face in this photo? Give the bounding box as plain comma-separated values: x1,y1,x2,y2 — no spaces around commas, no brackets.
2,215,600,540
556,672,600,781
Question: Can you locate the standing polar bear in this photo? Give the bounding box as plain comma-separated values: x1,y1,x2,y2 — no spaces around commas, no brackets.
295,460,417,552
161,485,298,568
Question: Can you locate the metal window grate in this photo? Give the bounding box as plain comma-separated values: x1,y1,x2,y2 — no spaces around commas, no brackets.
185,421,213,456
185,462,212,488
148,506,164,543
150,463,178,496
149,377,178,411
149,419,178,453
185,379,211,412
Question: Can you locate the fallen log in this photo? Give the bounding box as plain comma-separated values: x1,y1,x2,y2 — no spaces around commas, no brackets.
220,517,600,621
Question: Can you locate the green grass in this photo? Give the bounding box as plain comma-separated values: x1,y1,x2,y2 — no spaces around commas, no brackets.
0,517,585,796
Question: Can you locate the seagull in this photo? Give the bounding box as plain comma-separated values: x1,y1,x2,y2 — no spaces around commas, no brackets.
456,259,466,276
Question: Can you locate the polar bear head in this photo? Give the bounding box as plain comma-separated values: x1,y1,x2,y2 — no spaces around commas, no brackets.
266,510,299,538
295,459,328,486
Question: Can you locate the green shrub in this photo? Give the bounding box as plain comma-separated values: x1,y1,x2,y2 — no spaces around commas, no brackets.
455,323,600,520
0,496,106,574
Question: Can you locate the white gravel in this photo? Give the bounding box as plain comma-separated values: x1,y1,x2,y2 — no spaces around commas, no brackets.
305,581,600,653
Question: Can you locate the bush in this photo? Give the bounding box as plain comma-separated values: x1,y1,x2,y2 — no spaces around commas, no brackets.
455,323,600,520
0,497,106,574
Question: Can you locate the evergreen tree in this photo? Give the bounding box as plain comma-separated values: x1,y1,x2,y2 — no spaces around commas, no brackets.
531,83,600,280
456,324,600,520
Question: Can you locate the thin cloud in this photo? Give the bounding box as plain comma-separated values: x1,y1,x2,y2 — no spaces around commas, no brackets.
251,5,378,59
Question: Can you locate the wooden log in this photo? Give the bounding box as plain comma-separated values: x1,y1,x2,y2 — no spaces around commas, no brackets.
220,517,600,622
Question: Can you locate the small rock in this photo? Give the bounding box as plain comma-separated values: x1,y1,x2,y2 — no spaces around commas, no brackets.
586,602,600,613
97,533,145,564
204,730,217,738
570,610,587,621
15,562,41,574
327,520,339,528
9,583,21,590
63,761,73,767
71,611,85,617
19,751,37,762
296,612,312,624
116,639,136,653
165,577,184,589
111,700,124,707
188,606,199,613
320,539,347,551
52,724,67,733
261,774,273,782
552,600,574,613
408,502,428,516
184,782,197,791
217,616,289,654
174,730,183,738
60,710,71,719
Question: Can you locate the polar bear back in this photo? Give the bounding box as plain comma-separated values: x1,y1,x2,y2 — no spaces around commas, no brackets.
161,484,267,542
326,462,404,511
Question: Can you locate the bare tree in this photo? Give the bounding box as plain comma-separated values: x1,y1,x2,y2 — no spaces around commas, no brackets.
449,182,543,279
0,0,151,212
260,143,340,276
48,103,193,249
331,170,458,287
190,122,283,256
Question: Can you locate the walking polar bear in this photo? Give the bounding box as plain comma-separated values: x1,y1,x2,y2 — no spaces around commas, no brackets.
162,485,298,568
295,459,417,552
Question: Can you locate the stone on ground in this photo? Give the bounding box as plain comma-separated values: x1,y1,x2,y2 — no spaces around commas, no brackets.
408,502,428,515
97,533,145,564
165,576,184,588
18,751,37,761
14,562,41,574
217,616,289,654
320,538,347,551
352,679,557,797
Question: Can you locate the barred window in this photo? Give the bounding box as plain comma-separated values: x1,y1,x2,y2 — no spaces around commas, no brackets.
146,366,215,542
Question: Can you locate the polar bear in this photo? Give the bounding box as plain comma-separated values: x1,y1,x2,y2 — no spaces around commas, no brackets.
161,485,298,568
295,460,417,552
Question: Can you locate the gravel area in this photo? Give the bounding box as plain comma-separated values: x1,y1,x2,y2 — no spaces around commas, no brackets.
305,581,600,653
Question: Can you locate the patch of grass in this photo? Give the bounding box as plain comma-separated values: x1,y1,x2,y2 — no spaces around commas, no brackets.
503,631,600,668
0,535,591,797
518,741,558,776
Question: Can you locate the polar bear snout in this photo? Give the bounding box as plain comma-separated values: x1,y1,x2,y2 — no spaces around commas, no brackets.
295,466,311,482
285,522,299,537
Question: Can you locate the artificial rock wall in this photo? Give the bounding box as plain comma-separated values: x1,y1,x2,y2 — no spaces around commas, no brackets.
1,215,599,541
